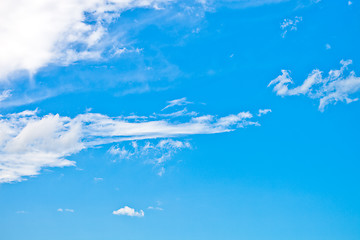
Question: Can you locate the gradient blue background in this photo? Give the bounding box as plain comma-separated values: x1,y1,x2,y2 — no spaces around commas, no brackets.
0,1,359,239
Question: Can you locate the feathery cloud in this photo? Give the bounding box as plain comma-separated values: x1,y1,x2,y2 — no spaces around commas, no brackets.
281,16,302,38
162,97,193,111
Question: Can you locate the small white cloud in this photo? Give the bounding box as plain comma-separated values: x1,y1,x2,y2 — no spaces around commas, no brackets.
257,109,272,116
113,206,144,217
157,108,198,118
94,177,103,182
57,208,74,213
268,60,360,111
162,97,192,111
326,44,331,50
157,167,165,176
0,90,12,102
348,1,352,5
148,206,164,211
281,16,302,38
16,210,27,214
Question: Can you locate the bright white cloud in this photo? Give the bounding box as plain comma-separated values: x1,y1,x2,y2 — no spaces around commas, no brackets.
281,16,302,38
113,206,144,217
0,0,171,80
268,60,360,111
0,105,263,183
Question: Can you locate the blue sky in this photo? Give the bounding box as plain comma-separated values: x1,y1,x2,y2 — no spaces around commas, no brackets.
0,0,359,239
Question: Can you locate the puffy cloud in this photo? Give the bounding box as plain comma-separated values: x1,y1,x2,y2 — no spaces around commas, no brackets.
268,60,360,111
0,105,263,183
113,206,144,217
0,0,171,80
281,16,302,38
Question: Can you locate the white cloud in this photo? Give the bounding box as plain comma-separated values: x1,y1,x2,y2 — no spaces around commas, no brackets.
326,44,331,50
0,90,12,102
16,210,27,214
157,167,166,176
113,206,144,217
281,16,302,38
0,0,171,81
57,208,74,213
157,108,198,118
0,104,263,183
268,60,360,111
348,1,352,5
94,177,103,182
109,139,191,168
257,109,272,116
148,206,164,211
162,97,192,111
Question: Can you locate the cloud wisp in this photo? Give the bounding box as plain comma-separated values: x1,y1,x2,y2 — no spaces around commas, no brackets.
161,97,193,111
0,103,264,183
281,16,302,38
268,60,360,111
57,208,74,213
109,139,191,176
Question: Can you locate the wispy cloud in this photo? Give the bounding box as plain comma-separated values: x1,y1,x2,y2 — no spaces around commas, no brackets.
281,16,302,38
57,208,74,213
113,206,144,217
109,139,191,175
268,60,360,111
16,210,27,214
148,206,164,211
94,177,103,182
0,102,264,183
0,90,12,102
162,97,193,111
